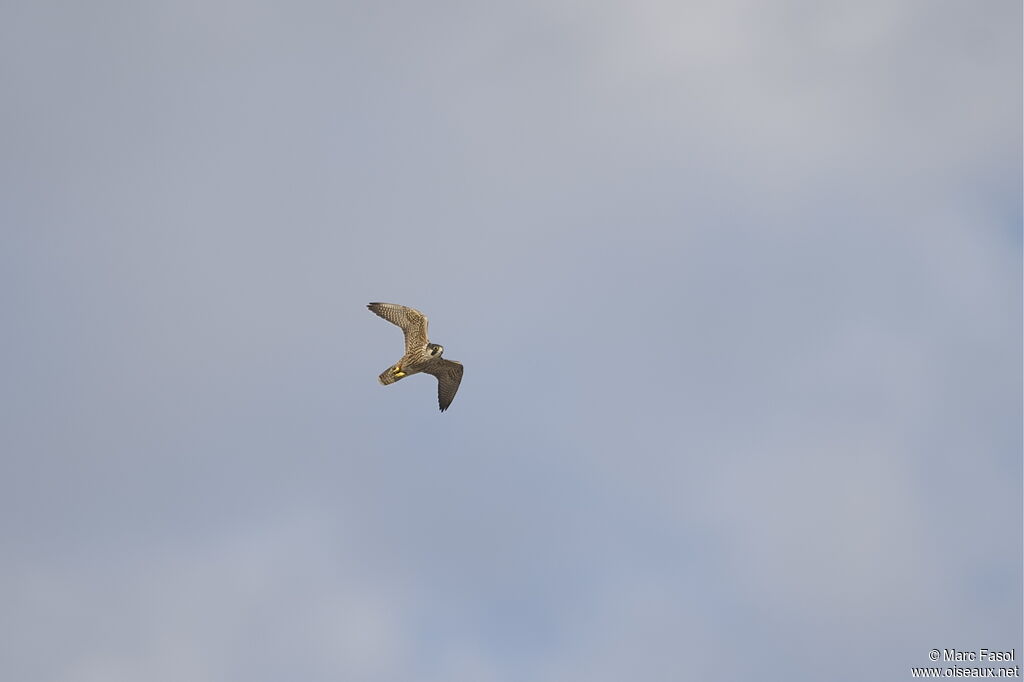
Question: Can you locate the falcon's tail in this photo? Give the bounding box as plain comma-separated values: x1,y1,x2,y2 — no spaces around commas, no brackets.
378,363,408,385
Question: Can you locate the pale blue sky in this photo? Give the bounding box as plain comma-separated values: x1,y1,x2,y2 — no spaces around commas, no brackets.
1,2,1020,681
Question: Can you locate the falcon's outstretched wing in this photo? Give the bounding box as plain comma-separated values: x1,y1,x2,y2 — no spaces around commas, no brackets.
367,302,429,354
424,359,463,412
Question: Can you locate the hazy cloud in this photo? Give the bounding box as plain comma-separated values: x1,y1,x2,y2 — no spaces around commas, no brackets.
1,2,1019,681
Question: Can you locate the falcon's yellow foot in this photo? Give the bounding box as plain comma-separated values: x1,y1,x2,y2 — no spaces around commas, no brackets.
392,365,406,378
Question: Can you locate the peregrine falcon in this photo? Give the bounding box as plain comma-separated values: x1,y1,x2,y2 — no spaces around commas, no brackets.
366,302,464,412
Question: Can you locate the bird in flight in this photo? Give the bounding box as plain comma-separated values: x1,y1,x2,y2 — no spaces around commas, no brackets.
366,302,464,412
